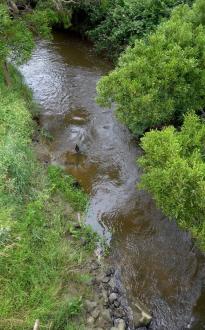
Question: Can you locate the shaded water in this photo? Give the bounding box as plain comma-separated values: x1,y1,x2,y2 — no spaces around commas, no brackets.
20,32,205,330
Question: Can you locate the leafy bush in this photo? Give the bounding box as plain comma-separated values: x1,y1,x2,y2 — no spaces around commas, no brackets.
86,0,193,59
97,0,205,135
138,113,205,248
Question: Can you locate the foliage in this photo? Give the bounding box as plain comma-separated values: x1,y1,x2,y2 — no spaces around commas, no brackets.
0,1,63,86
97,0,205,135
85,0,193,59
138,113,205,248
0,3,34,65
35,0,73,28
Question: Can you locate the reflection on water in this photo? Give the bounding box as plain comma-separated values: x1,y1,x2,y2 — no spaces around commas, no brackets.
20,32,205,330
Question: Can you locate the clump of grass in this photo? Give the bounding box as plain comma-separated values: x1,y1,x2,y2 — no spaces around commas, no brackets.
68,222,99,252
48,165,88,212
51,297,83,330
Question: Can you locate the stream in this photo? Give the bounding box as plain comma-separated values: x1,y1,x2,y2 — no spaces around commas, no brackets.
20,32,205,330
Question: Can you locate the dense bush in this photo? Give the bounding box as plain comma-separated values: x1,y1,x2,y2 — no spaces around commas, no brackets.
138,113,205,247
97,0,205,135
86,0,194,59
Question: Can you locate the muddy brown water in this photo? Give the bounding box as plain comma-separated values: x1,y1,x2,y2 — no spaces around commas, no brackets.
20,32,205,330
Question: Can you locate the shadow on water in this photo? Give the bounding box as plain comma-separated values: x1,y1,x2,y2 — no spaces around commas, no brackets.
20,31,205,330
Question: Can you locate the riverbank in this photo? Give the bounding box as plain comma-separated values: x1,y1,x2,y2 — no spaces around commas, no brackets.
0,66,101,329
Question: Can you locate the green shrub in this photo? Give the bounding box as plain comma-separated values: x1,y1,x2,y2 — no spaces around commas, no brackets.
97,0,205,135
87,0,193,59
138,113,205,248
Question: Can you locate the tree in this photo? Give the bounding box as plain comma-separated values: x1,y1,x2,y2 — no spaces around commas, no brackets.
97,0,205,135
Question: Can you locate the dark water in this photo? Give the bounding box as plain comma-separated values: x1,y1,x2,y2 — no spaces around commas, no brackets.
20,32,205,330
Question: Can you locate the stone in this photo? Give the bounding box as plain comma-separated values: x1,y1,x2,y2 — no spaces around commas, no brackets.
114,318,125,327
96,316,109,329
87,316,95,325
91,261,100,271
112,307,125,318
109,292,118,303
114,300,120,308
108,278,116,290
101,309,111,322
85,300,97,312
116,319,126,330
102,289,108,301
102,276,110,284
91,308,100,319
106,267,115,276
110,328,118,330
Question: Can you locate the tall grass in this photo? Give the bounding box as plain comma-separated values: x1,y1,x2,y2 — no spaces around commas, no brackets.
0,67,92,329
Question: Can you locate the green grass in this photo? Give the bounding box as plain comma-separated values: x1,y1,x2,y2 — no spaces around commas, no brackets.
48,165,88,212
0,66,96,329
